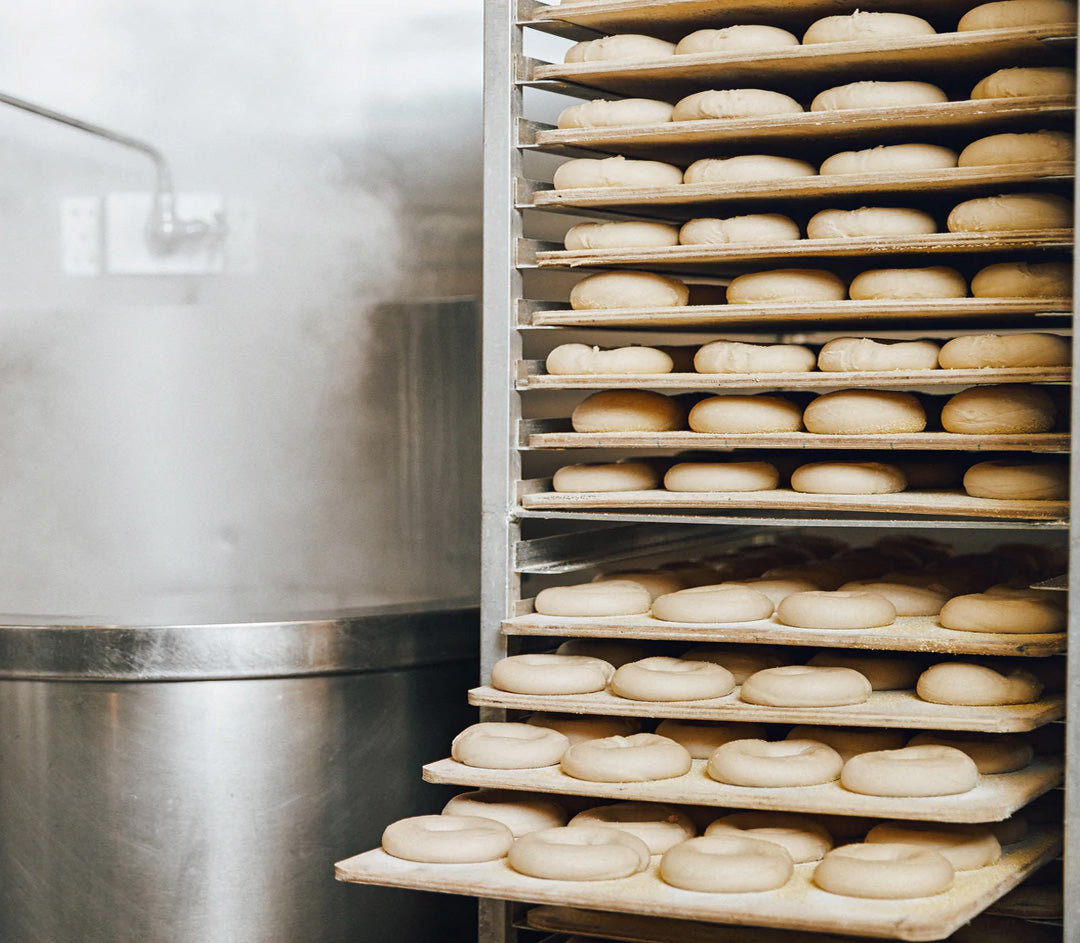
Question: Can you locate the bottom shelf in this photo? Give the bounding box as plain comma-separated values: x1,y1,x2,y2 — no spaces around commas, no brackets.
335,829,1059,943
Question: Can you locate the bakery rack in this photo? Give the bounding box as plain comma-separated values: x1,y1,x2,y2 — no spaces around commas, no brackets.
336,0,1079,939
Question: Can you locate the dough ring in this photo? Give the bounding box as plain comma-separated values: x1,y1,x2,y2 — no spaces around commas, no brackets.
442,790,567,837
785,725,907,761
564,220,680,249
707,738,845,787
663,461,781,493
803,390,927,434
570,271,690,310
569,802,696,854
849,266,967,300
591,572,687,603
841,745,980,797
490,654,615,695
451,723,570,769
803,11,935,44
660,835,794,892
805,652,920,690
547,343,675,375
565,34,676,63
705,811,833,862
682,646,785,683
865,822,1001,870
791,462,908,495
838,580,949,616
726,268,847,304
553,156,684,190
939,589,1066,632
820,143,958,175
561,733,693,782
916,662,1043,705
776,591,897,629
947,193,1073,232
528,712,641,744
937,332,1071,368
553,462,661,493
959,0,1078,31
382,814,514,863
741,666,872,707
650,585,775,623
963,461,1069,502
695,339,816,374
558,98,675,129
572,389,686,432
959,130,1074,167
509,825,651,880
971,66,1076,100
688,394,803,433
675,24,799,55
971,261,1073,298
611,656,736,701
672,88,804,121
656,719,769,758
807,207,937,239
534,580,653,617
906,731,1034,774
680,214,802,245
814,843,955,898
940,384,1055,434
817,337,940,372
812,81,947,112
683,156,816,184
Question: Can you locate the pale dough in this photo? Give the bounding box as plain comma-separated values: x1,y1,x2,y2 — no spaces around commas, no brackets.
565,34,677,63
673,88,804,121
726,268,847,303
971,66,1076,99
509,826,651,880
707,738,845,786
958,130,1075,166
546,343,675,375
680,214,802,244
660,835,794,892
803,389,927,434
785,725,907,760
571,389,685,432
491,653,615,695
807,207,938,239
682,155,816,184
803,12,936,44
558,98,675,129
971,261,1072,298
553,462,661,493
656,719,769,758
837,580,950,616
946,193,1073,231
534,579,653,617
906,731,1035,774
915,662,1043,705
791,462,908,495
553,156,685,190
382,814,514,863
570,270,690,309
938,587,1066,631
805,653,920,690
688,394,803,433
650,584,775,622
591,572,687,603
564,220,680,249
696,339,816,373
705,811,833,863
940,384,1056,433
813,843,955,898
528,712,642,744
938,332,1071,368
442,790,567,837
569,802,695,854
740,666,873,706
675,24,800,55
451,722,570,769
681,646,786,682
663,462,780,492
963,460,1069,501
849,265,968,299
561,733,693,782
610,656,736,701
812,81,948,112
959,0,1078,31
817,337,940,371
865,823,1001,870
820,143,958,175
776,590,897,629
841,745,980,796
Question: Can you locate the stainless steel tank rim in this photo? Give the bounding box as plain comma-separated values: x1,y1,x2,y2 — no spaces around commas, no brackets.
0,598,479,681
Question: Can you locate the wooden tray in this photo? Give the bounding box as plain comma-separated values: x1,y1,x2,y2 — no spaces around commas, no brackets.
467,685,1066,732
501,611,1068,657
421,756,1063,822
335,831,1060,941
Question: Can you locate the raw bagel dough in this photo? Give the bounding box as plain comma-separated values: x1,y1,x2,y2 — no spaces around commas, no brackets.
971,261,1072,298
558,98,675,129
803,390,927,434
814,843,955,898
959,0,1078,31
791,462,908,495
553,156,685,190
382,814,514,863
991,816,1029,845
837,580,950,616
660,835,794,892
547,343,674,375
528,712,642,744
947,193,1073,231
916,662,1044,705
803,12,935,44
565,34,677,63
564,220,680,249
572,389,685,432
651,584,776,622
971,67,1076,99
695,339,816,373
561,733,693,782
820,143,958,175
726,268,847,303
963,460,1069,501
491,654,615,695
776,591,897,629
807,207,938,239
592,572,687,603
812,81,948,112
680,214,802,244
959,130,1075,166
569,802,695,854
656,719,769,757
817,337,940,371
570,271,690,309
906,731,1035,773
535,580,653,617
509,825,651,880
786,725,907,760
442,790,567,836
610,656,737,701
849,266,968,300
553,462,661,493
938,589,1066,631
805,653,920,690
688,394,803,433
673,89,804,121
451,723,570,769
675,24,800,55
938,332,1071,368
682,646,786,683
705,811,833,862
663,462,781,492
940,384,1056,434
682,156,816,184
865,823,1001,870
841,745,980,796
740,666,873,707
707,738,845,786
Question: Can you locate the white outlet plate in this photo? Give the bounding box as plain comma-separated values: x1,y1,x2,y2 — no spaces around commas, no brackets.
61,197,102,275
105,191,228,275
